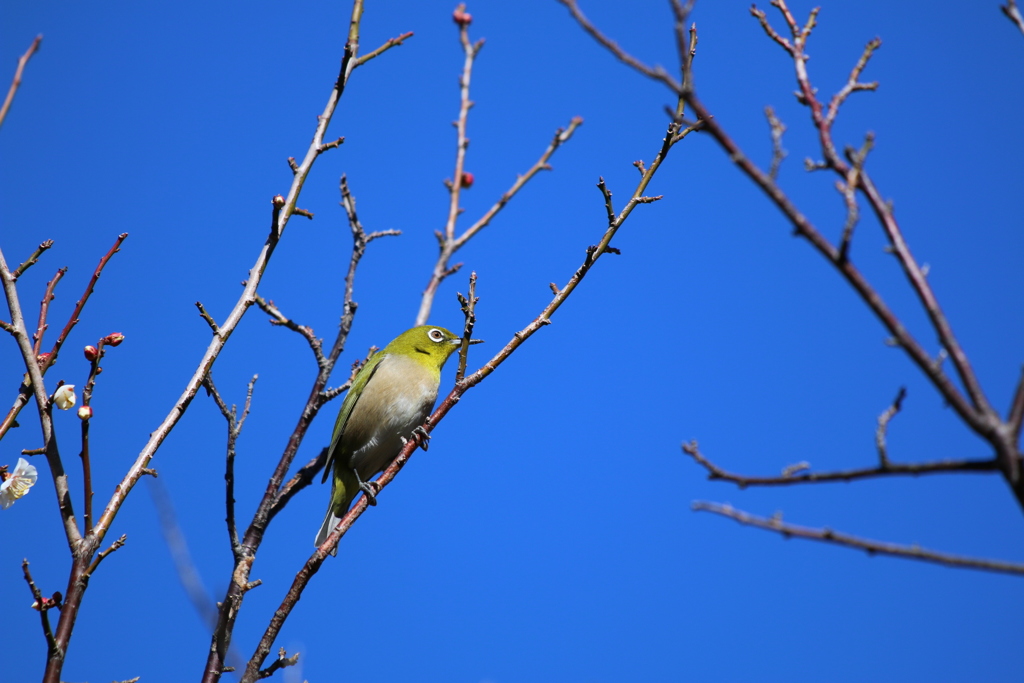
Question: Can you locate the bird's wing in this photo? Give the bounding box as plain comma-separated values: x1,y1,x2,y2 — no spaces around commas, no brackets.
321,350,387,483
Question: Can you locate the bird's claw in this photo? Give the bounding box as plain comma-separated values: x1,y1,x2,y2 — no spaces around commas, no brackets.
411,426,431,451
358,480,379,506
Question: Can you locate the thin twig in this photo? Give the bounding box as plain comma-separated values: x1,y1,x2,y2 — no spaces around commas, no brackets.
693,501,1024,576
875,386,906,467
764,106,787,181
353,31,414,67
455,271,478,383
256,648,300,680
825,37,881,126
22,559,58,656
203,373,257,560
84,534,126,577
556,0,682,92
413,14,581,326
45,233,128,368
254,294,325,368
13,240,54,280
682,440,997,488
79,338,108,534
0,35,42,131
195,302,220,336
837,133,874,262
33,267,66,357
1009,366,1024,439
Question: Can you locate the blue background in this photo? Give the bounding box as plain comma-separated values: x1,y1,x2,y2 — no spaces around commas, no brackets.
2,1,1023,681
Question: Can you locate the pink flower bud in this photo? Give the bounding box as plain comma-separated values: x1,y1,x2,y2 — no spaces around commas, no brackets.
104,333,125,347
461,172,474,188
84,345,98,361
453,8,472,26
78,405,93,420
272,195,286,207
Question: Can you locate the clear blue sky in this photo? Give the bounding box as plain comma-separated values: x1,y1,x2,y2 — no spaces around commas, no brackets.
3,1,1023,681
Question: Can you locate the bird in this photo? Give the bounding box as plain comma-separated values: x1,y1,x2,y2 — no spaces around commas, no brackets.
315,325,482,553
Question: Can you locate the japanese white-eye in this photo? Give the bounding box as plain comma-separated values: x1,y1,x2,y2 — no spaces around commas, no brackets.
315,325,482,553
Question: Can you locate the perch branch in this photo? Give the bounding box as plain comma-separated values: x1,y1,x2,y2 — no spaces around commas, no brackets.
243,92,693,681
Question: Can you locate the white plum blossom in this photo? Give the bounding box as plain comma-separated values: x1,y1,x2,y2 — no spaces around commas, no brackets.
1,458,38,509
53,384,76,410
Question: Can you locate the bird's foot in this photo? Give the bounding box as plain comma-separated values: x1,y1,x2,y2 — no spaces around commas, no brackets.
411,425,431,451
358,480,379,506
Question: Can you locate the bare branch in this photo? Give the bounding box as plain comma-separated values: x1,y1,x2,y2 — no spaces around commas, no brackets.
764,106,787,181
682,440,997,488
202,373,257,560
13,239,54,280
33,267,66,357
875,386,906,467
413,11,582,326
195,302,221,336
455,271,478,383
837,133,874,262
1009,365,1024,439
22,559,57,657
256,648,300,680
84,534,126,577
557,0,682,92
254,294,325,368
353,31,414,67
825,37,882,126
0,35,42,131
693,501,1024,576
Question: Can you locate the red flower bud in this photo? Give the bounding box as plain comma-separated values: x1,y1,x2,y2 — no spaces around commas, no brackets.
272,195,286,207
104,333,125,347
461,172,474,188
84,345,98,361
453,8,472,26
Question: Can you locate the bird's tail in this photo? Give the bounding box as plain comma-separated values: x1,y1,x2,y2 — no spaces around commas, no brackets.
314,465,358,556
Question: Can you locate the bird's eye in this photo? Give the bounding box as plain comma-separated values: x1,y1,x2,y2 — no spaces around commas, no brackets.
428,328,445,342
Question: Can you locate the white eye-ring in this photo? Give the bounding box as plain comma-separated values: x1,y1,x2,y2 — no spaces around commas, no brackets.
428,328,445,343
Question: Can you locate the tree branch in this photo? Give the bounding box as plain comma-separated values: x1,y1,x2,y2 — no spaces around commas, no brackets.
413,11,582,325
0,35,42,131
683,440,999,488
243,93,693,681
13,239,54,280
693,501,1024,576
22,559,58,657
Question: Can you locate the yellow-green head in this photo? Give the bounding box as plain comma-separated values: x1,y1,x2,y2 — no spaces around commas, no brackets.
382,325,481,370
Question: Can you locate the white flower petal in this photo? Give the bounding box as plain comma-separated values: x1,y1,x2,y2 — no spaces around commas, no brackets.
1,457,38,509
53,384,76,410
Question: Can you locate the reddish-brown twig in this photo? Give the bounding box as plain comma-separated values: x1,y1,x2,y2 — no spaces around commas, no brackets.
32,267,66,357
693,501,1024,576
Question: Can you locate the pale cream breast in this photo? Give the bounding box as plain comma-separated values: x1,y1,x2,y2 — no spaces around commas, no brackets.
343,353,440,477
